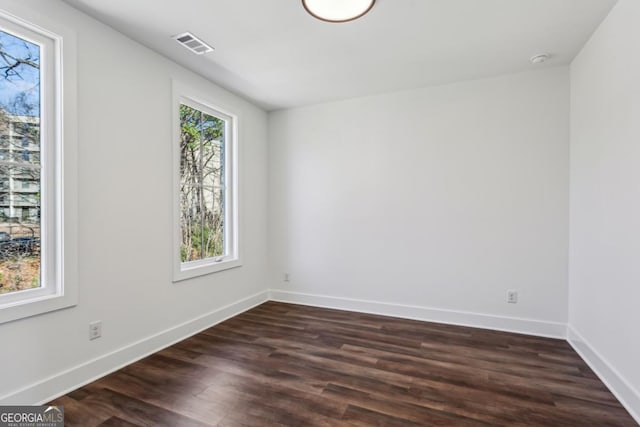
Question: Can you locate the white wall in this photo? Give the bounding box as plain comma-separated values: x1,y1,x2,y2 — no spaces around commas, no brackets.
0,0,269,403
269,68,569,335
8,0,638,413
568,0,640,418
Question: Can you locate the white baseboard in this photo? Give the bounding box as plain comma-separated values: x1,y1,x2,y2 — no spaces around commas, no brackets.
8,288,638,426
269,289,567,339
0,290,269,405
567,325,640,425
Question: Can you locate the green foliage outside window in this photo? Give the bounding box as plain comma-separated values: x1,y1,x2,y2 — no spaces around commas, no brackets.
179,104,225,262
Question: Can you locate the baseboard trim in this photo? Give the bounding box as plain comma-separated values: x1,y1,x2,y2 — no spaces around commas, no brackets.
0,290,270,405
269,289,567,339
12,287,639,424
567,325,640,424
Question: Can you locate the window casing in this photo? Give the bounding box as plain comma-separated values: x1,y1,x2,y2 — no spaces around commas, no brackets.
0,8,77,324
173,82,239,281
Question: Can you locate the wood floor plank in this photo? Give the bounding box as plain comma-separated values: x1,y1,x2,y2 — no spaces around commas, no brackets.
66,386,210,427
341,404,425,427
322,383,495,426
51,395,112,427
49,301,637,426
98,416,142,427
95,370,231,425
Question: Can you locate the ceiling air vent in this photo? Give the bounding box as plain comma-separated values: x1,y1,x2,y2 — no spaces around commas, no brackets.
173,32,214,55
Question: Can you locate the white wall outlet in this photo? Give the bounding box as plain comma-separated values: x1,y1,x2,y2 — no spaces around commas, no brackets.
507,290,518,304
89,320,102,340
284,273,290,282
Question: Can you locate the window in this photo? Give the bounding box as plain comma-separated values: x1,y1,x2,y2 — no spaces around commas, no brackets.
173,83,239,281
0,8,77,324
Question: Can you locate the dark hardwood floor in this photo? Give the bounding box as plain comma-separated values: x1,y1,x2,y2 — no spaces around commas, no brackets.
50,302,637,426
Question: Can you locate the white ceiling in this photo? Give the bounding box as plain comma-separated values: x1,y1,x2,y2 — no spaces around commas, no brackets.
62,0,616,111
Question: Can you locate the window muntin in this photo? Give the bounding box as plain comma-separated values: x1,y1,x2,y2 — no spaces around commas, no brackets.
173,89,239,281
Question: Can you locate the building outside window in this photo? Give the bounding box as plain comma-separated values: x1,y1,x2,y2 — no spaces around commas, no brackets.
0,29,42,294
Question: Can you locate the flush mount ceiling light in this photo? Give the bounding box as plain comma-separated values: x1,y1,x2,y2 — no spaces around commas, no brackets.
302,0,376,23
530,53,550,64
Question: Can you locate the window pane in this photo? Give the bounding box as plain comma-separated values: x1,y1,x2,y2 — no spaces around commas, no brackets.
0,28,42,294
179,103,226,263
179,104,202,262
201,112,224,258
202,184,224,258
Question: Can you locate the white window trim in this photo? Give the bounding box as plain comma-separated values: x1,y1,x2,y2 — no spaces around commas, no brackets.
0,7,78,324
172,80,240,282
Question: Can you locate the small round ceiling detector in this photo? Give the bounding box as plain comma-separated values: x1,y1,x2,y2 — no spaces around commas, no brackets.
302,0,376,23
530,54,550,64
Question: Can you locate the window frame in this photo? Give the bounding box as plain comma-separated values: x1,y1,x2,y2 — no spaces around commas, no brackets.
172,80,240,282
0,8,78,324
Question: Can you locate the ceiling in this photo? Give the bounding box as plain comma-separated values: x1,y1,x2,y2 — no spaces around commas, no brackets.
62,0,617,111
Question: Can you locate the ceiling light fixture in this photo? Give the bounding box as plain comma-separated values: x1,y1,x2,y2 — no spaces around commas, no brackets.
530,54,549,64
302,0,376,23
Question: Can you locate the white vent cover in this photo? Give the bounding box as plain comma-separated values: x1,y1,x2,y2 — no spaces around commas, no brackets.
173,32,214,55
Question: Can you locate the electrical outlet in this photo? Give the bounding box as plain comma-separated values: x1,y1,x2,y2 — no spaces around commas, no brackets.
507,290,518,304
284,273,290,282
89,320,102,340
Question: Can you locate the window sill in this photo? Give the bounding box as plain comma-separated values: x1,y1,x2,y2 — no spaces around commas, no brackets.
0,290,77,325
173,257,241,282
